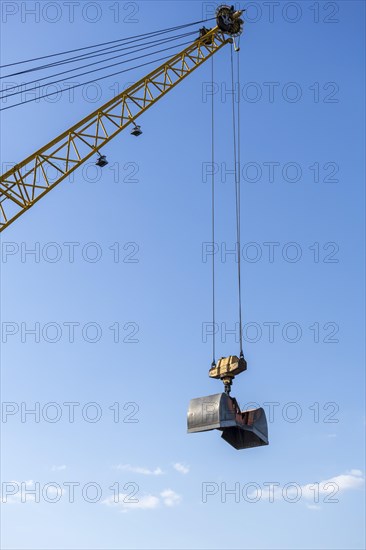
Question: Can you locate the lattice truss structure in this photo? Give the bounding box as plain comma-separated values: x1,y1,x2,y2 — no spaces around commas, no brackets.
0,28,229,231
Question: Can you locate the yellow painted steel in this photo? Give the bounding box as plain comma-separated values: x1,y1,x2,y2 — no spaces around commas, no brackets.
0,27,230,232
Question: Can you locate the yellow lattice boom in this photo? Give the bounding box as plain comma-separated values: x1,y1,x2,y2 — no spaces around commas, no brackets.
0,27,230,232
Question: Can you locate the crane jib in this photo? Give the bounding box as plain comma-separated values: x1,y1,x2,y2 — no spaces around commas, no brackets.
0,27,230,232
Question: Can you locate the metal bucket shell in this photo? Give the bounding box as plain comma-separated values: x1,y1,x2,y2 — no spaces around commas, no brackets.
187,392,269,449
187,393,239,433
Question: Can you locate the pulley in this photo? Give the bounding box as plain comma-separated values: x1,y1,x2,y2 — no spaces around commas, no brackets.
216,5,244,37
198,26,214,45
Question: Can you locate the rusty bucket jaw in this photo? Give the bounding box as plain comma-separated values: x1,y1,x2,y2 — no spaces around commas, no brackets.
187,392,268,450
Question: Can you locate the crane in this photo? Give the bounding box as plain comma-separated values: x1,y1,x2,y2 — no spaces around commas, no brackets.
0,6,243,232
0,5,269,450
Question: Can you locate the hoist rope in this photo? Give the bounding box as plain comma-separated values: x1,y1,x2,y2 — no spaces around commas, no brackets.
237,46,244,359
0,37,196,101
230,45,244,358
0,18,218,112
0,53,182,111
237,46,244,357
0,31,198,89
0,18,215,70
211,54,216,367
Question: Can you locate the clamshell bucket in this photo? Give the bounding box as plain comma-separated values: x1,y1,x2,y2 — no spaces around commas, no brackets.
187,393,268,450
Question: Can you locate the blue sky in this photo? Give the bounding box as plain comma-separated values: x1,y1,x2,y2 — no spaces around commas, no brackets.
0,1,365,549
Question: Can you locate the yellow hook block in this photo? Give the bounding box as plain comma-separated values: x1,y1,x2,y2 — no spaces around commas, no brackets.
209,355,247,380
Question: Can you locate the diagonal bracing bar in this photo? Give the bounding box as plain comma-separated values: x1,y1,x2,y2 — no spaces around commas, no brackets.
0,27,230,232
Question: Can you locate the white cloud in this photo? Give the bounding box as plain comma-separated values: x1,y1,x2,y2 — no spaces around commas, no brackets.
160,489,182,507
173,462,189,475
324,469,364,491
102,489,182,512
249,469,364,504
306,504,321,511
1,480,64,504
299,469,364,500
51,465,66,471
1,480,34,504
103,493,160,512
114,464,163,476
